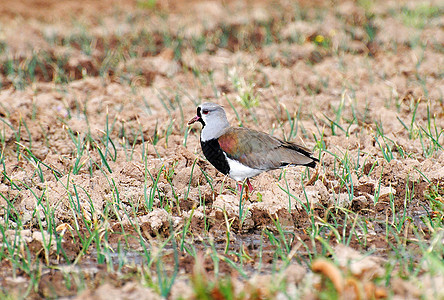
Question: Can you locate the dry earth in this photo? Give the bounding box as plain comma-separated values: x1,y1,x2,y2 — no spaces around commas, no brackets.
0,0,443,299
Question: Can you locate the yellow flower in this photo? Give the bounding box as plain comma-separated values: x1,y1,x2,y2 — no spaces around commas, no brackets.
315,35,325,43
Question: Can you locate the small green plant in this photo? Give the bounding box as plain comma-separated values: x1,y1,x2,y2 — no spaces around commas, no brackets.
424,183,444,227
312,34,331,49
400,4,441,29
137,0,158,10
228,68,259,109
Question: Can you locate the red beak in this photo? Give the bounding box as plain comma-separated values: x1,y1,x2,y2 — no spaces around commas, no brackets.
188,115,200,125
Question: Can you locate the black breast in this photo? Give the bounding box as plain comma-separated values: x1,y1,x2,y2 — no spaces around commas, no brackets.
201,138,230,175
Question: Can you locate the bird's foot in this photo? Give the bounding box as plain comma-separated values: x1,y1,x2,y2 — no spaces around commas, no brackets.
246,178,253,192
237,179,254,200
237,180,253,194
237,182,245,193
237,184,250,202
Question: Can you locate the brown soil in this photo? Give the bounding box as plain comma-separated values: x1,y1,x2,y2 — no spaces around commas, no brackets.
0,0,443,299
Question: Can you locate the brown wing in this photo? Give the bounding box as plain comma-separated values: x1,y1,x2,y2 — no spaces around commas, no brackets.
218,127,317,170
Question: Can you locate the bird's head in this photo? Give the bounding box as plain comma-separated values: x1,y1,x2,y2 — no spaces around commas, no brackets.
188,103,230,140
188,103,227,127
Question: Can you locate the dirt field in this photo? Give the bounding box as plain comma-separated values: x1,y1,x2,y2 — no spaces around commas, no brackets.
0,0,443,299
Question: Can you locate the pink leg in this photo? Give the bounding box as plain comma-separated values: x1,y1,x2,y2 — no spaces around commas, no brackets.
237,179,254,194
237,182,243,192
246,178,254,192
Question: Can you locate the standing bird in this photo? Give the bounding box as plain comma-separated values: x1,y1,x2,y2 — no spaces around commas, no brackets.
188,103,318,192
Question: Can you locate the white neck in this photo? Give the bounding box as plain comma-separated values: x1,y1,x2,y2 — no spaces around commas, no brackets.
200,118,230,141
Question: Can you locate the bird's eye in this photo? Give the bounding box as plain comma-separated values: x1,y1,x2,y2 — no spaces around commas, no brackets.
202,110,209,115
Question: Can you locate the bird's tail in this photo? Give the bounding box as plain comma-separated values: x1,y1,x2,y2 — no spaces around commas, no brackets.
304,158,319,168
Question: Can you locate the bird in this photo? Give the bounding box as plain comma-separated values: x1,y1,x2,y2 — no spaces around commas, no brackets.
188,102,319,192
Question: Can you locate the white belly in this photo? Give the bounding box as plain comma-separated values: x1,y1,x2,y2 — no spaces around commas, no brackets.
226,157,263,181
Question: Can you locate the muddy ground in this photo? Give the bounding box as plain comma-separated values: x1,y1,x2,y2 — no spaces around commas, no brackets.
0,0,443,299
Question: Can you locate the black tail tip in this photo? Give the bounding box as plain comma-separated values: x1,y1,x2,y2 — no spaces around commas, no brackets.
305,157,319,168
